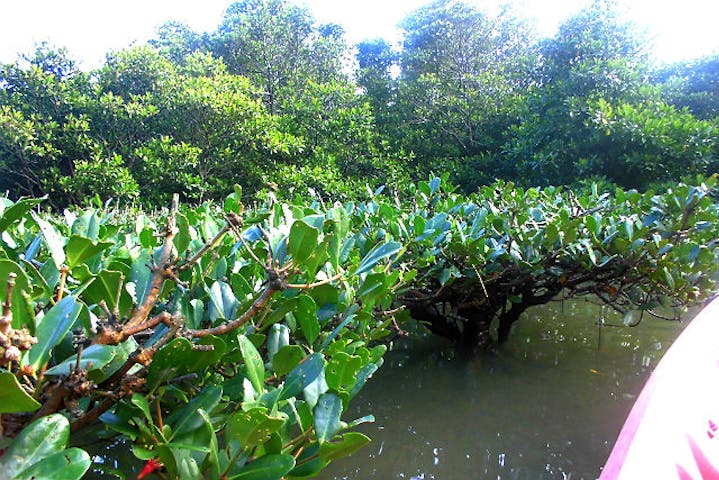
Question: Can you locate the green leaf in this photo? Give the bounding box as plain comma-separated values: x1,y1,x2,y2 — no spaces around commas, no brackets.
167,385,223,439
207,280,239,321
14,448,90,480
357,272,387,306
267,323,290,361
271,345,305,376
0,414,70,476
44,344,115,377
26,295,81,372
328,207,349,269
83,269,132,317
349,363,379,398
131,393,153,424
197,408,221,478
239,335,265,395
227,408,286,447
0,371,41,413
146,337,224,389
287,443,328,478
288,220,319,264
147,337,193,388
314,393,343,443
354,241,402,276
31,212,66,268
413,215,426,237
624,219,634,242
663,266,676,289
325,352,363,391
175,212,192,254
65,235,113,268
280,352,325,400
318,432,371,462
0,197,44,233
229,453,295,480
70,210,100,241
128,251,152,306
295,295,319,345
0,259,33,329
89,337,137,383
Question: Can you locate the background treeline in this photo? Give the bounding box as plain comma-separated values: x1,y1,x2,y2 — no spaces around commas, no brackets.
1,0,717,208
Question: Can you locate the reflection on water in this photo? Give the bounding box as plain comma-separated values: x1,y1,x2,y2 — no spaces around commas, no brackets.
319,298,694,480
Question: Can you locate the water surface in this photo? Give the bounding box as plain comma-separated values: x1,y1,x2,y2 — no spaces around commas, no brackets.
319,298,692,480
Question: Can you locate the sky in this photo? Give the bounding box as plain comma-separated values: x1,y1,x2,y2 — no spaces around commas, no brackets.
0,0,718,70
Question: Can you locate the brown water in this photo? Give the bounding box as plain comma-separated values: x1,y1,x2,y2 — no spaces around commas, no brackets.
318,298,692,480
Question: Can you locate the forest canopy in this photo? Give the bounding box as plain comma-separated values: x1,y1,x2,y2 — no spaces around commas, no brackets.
0,0,717,208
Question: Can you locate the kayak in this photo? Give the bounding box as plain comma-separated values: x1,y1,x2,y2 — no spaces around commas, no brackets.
600,299,719,478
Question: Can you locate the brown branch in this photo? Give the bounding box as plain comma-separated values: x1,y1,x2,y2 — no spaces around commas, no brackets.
125,194,179,329
95,312,173,345
56,266,68,303
70,396,114,433
31,383,70,421
1,273,16,334
190,286,277,338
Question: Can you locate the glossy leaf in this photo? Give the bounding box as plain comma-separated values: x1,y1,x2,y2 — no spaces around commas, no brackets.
239,334,265,395
354,241,402,275
0,259,32,329
14,448,91,480
318,432,371,461
65,235,113,268
83,269,132,317
44,344,115,377
272,345,305,376
207,280,239,321
0,414,71,476
280,352,325,400
288,220,319,263
314,393,343,442
229,453,295,480
26,295,81,372
325,352,363,391
295,294,319,345
167,385,223,439
0,197,44,234
227,408,286,447
31,212,66,268
0,371,41,413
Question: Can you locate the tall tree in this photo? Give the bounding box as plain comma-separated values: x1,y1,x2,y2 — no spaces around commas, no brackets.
356,38,397,129
505,0,716,188
654,55,719,120
384,0,536,189
0,44,134,205
210,0,347,114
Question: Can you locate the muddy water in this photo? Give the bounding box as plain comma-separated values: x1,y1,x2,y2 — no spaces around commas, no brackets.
318,299,693,480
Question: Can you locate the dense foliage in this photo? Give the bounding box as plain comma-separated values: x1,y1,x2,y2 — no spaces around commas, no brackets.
0,176,717,478
1,0,718,206
0,188,408,479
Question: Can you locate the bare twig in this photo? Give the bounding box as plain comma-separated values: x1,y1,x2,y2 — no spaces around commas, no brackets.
56,266,68,303
190,286,277,338
1,273,16,334
286,273,342,290
177,223,231,272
